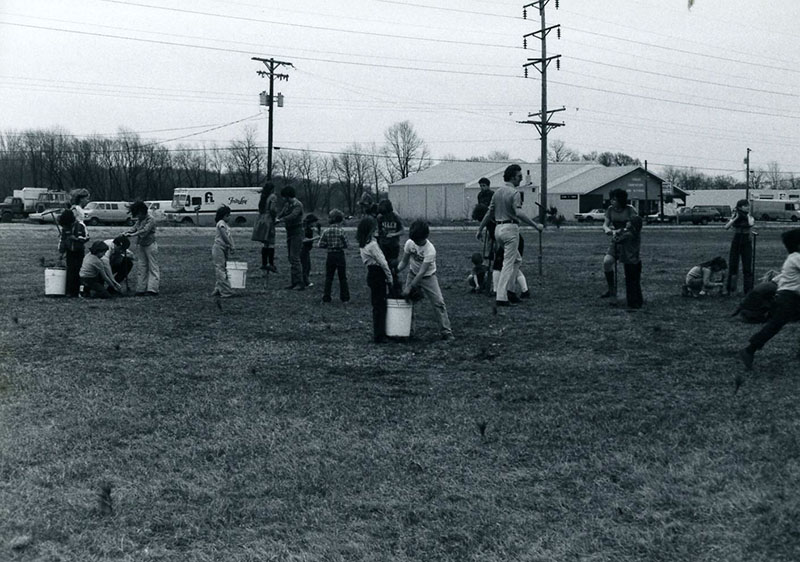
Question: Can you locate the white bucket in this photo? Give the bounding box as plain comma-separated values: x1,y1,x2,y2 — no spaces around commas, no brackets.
226,261,248,289
44,267,67,296
385,298,413,337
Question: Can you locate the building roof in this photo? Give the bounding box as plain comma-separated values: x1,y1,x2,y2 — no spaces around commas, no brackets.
391,161,518,186
390,160,674,195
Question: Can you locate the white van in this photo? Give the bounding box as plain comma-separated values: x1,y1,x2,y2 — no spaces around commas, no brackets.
750,199,800,222
83,201,133,226
166,187,261,226
146,200,173,222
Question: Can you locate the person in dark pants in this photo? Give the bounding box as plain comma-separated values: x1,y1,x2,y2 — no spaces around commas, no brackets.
275,185,305,290
476,177,494,209
58,208,88,298
318,209,350,302
376,198,404,293
725,199,755,295
614,215,644,309
738,228,800,371
358,216,393,343
600,188,638,298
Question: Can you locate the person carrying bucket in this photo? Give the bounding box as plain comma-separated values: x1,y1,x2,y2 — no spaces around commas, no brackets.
211,205,235,298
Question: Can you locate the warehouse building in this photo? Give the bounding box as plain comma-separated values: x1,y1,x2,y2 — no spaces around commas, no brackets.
388,160,679,220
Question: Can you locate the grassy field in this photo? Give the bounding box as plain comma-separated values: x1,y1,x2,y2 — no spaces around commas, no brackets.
1,223,799,561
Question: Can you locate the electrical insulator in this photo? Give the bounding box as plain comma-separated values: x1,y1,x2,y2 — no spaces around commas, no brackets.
277,93,284,107
556,58,560,70
523,8,527,19
555,0,559,8
557,27,561,39
259,91,267,106
523,38,527,49
524,67,528,78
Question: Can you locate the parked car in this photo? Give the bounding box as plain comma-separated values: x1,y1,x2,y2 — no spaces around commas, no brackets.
675,206,721,225
574,209,606,222
692,205,730,222
83,201,134,226
28,208,64,224
645,211,677,224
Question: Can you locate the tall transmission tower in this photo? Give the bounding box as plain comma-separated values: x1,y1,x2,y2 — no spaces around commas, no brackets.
252,57,293,180
519,1,564,224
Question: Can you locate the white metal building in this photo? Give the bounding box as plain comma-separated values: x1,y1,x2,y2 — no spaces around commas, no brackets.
388,161,672,220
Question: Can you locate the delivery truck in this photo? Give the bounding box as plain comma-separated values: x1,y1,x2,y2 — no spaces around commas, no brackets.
166,187,261,226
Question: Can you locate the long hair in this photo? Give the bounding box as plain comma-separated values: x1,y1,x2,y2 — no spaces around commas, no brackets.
700,256,727,271
609,188,629,206
215,205,231,223
377,199,393,216
58,208,76,228
127,200,148,218
258,182,274,213
356,216,377,248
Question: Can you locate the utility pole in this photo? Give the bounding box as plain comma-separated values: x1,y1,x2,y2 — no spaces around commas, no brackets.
644,160,649,216
253,56,293,180
744,147,752,201
519,1,563,225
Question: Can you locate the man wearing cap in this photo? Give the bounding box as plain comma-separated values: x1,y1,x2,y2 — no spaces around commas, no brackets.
476,164,543,307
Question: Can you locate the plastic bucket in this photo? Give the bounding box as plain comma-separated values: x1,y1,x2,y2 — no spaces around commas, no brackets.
44,267,67,296
385,298,413,337
226,261,248,289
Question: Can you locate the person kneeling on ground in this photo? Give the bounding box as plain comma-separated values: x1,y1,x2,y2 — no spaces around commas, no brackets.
467,252,489,293
102,235,135,293
683,256,727,297
80,241,122,298
738,228,800,370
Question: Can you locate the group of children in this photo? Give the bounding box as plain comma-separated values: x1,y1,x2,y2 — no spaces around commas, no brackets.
212,197,453,343
56,197,158,299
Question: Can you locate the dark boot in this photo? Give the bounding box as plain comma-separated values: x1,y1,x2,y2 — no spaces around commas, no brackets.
260,247,269,270
600,271,616,298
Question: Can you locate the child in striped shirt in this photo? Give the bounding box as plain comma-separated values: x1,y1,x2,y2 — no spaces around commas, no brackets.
358,216,393,343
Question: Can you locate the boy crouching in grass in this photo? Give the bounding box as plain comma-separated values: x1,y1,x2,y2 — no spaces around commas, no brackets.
738,228,800,370
80,241,122,298
397,220,454,341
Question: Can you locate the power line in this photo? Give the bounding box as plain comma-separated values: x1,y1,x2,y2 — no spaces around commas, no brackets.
97,0,517,50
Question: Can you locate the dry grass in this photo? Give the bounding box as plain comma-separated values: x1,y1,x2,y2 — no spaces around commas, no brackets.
1,223,799,561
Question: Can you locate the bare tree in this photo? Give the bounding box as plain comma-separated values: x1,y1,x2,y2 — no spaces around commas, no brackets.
228,126,264,186
314,155,335,213
333,144,368,215
548,140,579,162
274,149,297,183
466,150,511,162
766,161,782,190
295,149,323,212
383,120,431,182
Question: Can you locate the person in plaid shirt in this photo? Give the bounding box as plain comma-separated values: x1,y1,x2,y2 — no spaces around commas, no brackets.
318,208,350,302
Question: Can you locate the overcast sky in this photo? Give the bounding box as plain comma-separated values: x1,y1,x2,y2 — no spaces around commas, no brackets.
1,0,798,179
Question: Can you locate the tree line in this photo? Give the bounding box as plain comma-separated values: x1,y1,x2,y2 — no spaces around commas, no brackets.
0,121,432,215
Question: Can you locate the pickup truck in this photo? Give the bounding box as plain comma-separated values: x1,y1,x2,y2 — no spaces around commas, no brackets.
675,206,721,225
0,197,27,221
